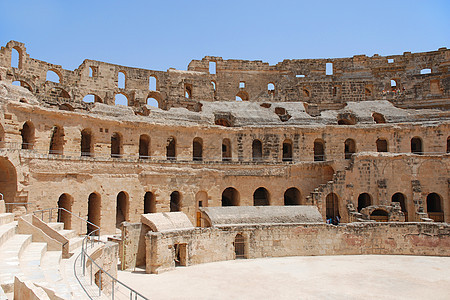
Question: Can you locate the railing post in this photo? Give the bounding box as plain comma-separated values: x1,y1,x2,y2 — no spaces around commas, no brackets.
90,261,92,285
112,280,114,300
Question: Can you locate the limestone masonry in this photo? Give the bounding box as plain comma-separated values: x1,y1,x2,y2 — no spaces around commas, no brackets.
0,41,449,275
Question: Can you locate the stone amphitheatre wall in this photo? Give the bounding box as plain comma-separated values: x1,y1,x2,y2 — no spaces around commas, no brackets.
0,41,448,111
145,222,450,274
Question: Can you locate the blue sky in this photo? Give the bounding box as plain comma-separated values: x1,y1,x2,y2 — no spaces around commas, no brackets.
0,0,449,71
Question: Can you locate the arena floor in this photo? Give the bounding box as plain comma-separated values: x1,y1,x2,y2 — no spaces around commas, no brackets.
117,255,450,299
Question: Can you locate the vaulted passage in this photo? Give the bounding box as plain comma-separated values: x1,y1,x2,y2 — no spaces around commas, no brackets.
166,137,176,160
21,121,35,150
222,138,231,161
193,137,203,161
253,187,270,206
116,191,129,228
0,158,17,206
427,193,443,222
222,187,239,206
314,139,325,161
87,193,101,235
81,129,93,157
57,193,72,230
392,192,407,221
376,138,388,152
170,191,181,212
326,193,339,220
252,140,263,161
284,187,301,205
144,192,156,214
139,134,150,159
111,132,122,158
411,137,423,154
49,125,64,155
371,209,389,222
344,139,356,159
357,193,372,212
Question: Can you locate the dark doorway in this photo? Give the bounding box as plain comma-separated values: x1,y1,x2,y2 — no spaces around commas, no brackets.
234,234,245,259
87,193,101,235
116,191,129,228
357,193,372,212
392,192,407,221
144,192,156,214
252,140,263,161
222,187,239,206
284,188,301,205
57,193,72,230
170,191,181,212
253,187,270,206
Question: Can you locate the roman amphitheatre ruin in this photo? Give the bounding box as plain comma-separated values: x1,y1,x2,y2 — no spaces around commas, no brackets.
0,40,448,299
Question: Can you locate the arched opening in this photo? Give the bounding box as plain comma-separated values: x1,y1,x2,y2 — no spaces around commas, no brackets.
392,192,407,221
170,191,181,212
209,61,216,74
49,87,70,99
357,193,372,212
236,91,249,101
185,84,192,98
284,187,301,205
144,192,156,214
49,125,64,155
253,187,270,206
83,94,102,103
195,191,208,227
303,88,310,97
338,118,356,125
111,132,122,158
0,158,17,207
11,47,21,69
118,71,126,89
149,76,157,91
139,134,150,159
116,191,129,228
376,138,388,152
447,136,450,153
21,121,35,150
344,138,356,159
427,193,443,222
370,209,389,222
59,103,74,111
87,193,101,235
46,70,61,83
222,187,239,206
234,234,245,259
211,81,216,92
166,136,176,160
326,193,340,220
372,112,386,124
314,139,325,161
390,79,398,90
268,83,275,95
252,139,263,161
12,80,32,91
420,68,431,74
57,193,72,230
146,98,159,108
222,138,231,161
193,137,203,161
81,129,93,157
282,139,293,162
115,93,128,106
411,137,423,155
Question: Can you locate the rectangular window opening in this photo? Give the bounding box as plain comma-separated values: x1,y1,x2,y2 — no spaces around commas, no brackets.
209,61,216,74
326,63,333,75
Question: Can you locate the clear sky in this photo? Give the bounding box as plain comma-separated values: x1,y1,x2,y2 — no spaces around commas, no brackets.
0,0,449,71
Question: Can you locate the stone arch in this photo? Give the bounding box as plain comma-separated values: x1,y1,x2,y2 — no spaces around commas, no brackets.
118,71,126,89
81,128,93,157
222,187,240,206
236,90,249,101
0,158,17,205
344,138,356,159
46,69,62,83
326,193,340,220
146,91,161,108
111,132,123,158
253,187,270,206
170,191,182,212
282,139,293,162
284,187,301,205
12,80,32,92
314,139,325,161
116,191,129,227
57,193,73,230
144,191,156,214
87,192,101,235
115,92,129,106
21,121,35,150
357,193,372,212
193,137,203,161
427,192,443,222
376,138,388,152
370,209,389,222
222,138,232,161
149,75,158,91
234,233,246,259
166,136,176,160
83,94,103,103
49,125,65,155
411,136,423,154
392,192,408,221
139,134,150,159
252,139,263,161
11,46,23,69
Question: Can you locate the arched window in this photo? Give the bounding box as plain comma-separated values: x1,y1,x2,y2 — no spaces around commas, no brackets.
314,139,325,161
139,134,150,159
344,138,356,159
21,121,35,150
268,83,275,95
372,112,386,124
118,71,126,89
149,76,157,91
282,139,293,162
116,191,129,228
115,93,128,106
284,187,301,205
111,132,122,158
427,193,443,222
357,193,372,212
185,84,192,98
392,192,407,221
49,125,64,155
147,98,159,108
144,192,156,214
390,79,397,89
211,81,216,92
253,187,270,206
83,94,102,103
12,80,32,91
166,136,176,160
252,139,263,161
411,137,422,155
81,129,93,157
87,193,101,235
376,138,388,152
236,91,248,101
326,193,339,220
57,193,72,230
46,70,61,83
170,191,181,212
193,137,203,161
234,234,245,259
222,187,239,206
11,47,21,69
222,138,231,161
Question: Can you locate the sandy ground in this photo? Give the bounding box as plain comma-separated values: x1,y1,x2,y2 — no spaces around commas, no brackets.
117,255,450,300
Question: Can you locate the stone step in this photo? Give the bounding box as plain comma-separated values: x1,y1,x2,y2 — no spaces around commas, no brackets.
47,222,64,231
19,242,47,283
0,222,17,248
0,213,14,226
0,234,32,292
69,236,84,253
58,229,78,240
38,251,75,299
60,250,91,299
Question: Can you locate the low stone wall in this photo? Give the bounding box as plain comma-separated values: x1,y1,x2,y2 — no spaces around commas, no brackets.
146,222,450,274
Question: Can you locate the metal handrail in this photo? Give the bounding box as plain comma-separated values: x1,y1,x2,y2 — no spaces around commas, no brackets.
4,202,35,214
33,207,99,234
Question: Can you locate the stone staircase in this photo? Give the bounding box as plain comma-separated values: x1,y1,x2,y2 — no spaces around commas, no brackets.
0,202,105,299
